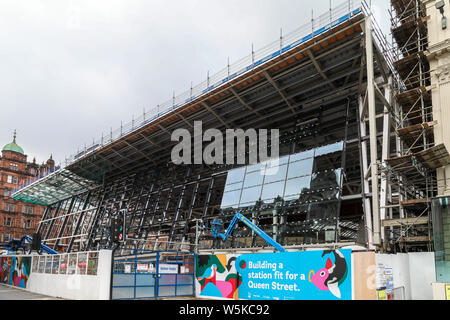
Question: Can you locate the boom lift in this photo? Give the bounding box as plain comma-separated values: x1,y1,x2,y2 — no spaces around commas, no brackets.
211,213,286,252
1,234,58,255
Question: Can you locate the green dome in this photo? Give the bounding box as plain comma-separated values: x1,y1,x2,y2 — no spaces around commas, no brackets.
2,142,24,155
2,131,24,155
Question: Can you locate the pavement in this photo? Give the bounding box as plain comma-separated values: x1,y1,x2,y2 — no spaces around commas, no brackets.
0,284,62,300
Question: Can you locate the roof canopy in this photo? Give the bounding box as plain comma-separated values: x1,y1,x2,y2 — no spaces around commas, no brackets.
12,169,96,206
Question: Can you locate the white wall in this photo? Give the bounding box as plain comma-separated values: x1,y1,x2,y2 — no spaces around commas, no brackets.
376,253,411,300
408,252,436,300
376,252,436,300
27,250,112,300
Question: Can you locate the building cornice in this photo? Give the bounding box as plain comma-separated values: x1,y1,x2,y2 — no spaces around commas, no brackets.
427,39,450,60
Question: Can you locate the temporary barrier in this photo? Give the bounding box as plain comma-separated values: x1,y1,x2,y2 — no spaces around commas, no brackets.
111,249,195,300
27,250,112,300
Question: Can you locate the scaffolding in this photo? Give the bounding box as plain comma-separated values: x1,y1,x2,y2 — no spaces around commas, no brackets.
377,0,450,252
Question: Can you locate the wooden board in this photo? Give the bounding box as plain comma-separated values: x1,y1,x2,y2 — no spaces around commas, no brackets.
353,252,377,300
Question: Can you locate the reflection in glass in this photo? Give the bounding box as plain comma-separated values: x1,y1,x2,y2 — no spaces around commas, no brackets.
267,156,289,168
284,176,311,196
264,165,287,184
310,169,341,191
226,167,246,185
221,190,241,208
224,182,243,193
308,201,340,221
239,186,262,204
290,149,314,162
287,158,313,179
243,170,265,188
261,181,285,201
246,162,267,173
315,142,344,157
220,142,344,213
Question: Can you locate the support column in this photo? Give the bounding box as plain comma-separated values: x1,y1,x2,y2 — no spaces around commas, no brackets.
366,17,381,247
380,78,392,245
359,95,374,250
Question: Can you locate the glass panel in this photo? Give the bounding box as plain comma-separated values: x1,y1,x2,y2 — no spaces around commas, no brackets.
52,256,60,274
88,252,99,275
32,256,39,273
59,254,68,274
287,158,313,179
315,141,344,157
284,176,312,196
290,149,314,162
38,256,45,273
221,190,242,208
224,182,243,193
68,253,77,275
261,181,286,201
243,170,265,188
310,169,341,191
267,155,289,168
45,256,52,273
239,202,257,208
239,186,262,205
308,200,340,221
432,199,450,282
77,253,87,275
246,162,267,173
264,165,287,184
225,167,246,185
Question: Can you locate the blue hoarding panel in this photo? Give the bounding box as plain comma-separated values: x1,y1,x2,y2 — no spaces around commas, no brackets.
236,249,352,300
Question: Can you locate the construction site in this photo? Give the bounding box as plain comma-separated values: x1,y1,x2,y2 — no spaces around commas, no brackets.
1,0,450,301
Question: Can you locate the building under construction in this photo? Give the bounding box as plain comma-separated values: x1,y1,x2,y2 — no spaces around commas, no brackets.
11,0,450,268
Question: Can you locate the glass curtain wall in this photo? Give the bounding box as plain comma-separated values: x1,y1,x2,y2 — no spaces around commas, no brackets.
218,141,344,246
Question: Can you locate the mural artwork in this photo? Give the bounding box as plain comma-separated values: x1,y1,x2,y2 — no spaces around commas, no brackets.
195,254,242,300
0,256,32,289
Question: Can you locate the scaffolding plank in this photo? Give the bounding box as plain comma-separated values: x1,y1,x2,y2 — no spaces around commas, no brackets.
400,198,431,206
415,144,450,170
399,236,432,243
396,121,437,148
382,216,429,227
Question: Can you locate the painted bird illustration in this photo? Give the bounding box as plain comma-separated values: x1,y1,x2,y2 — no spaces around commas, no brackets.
197,264,218,281
309,250,348,299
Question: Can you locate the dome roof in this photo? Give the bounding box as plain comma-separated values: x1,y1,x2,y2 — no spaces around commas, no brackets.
2,131,24,155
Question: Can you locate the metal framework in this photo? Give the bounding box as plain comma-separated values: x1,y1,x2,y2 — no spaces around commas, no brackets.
372,0,450,252
12,1,450,254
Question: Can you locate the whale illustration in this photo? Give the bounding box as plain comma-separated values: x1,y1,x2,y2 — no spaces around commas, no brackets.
308,250,348,299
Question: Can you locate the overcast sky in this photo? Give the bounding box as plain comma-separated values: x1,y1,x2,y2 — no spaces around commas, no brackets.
0,0,390,166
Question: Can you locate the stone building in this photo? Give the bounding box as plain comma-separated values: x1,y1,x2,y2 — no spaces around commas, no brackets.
0,131,54,243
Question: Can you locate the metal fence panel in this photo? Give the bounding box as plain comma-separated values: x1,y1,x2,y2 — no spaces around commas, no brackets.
111,249,195,300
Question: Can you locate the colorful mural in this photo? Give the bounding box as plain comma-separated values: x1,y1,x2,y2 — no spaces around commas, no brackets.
195,254,242,300
0,256,32,289
235,249,352,300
